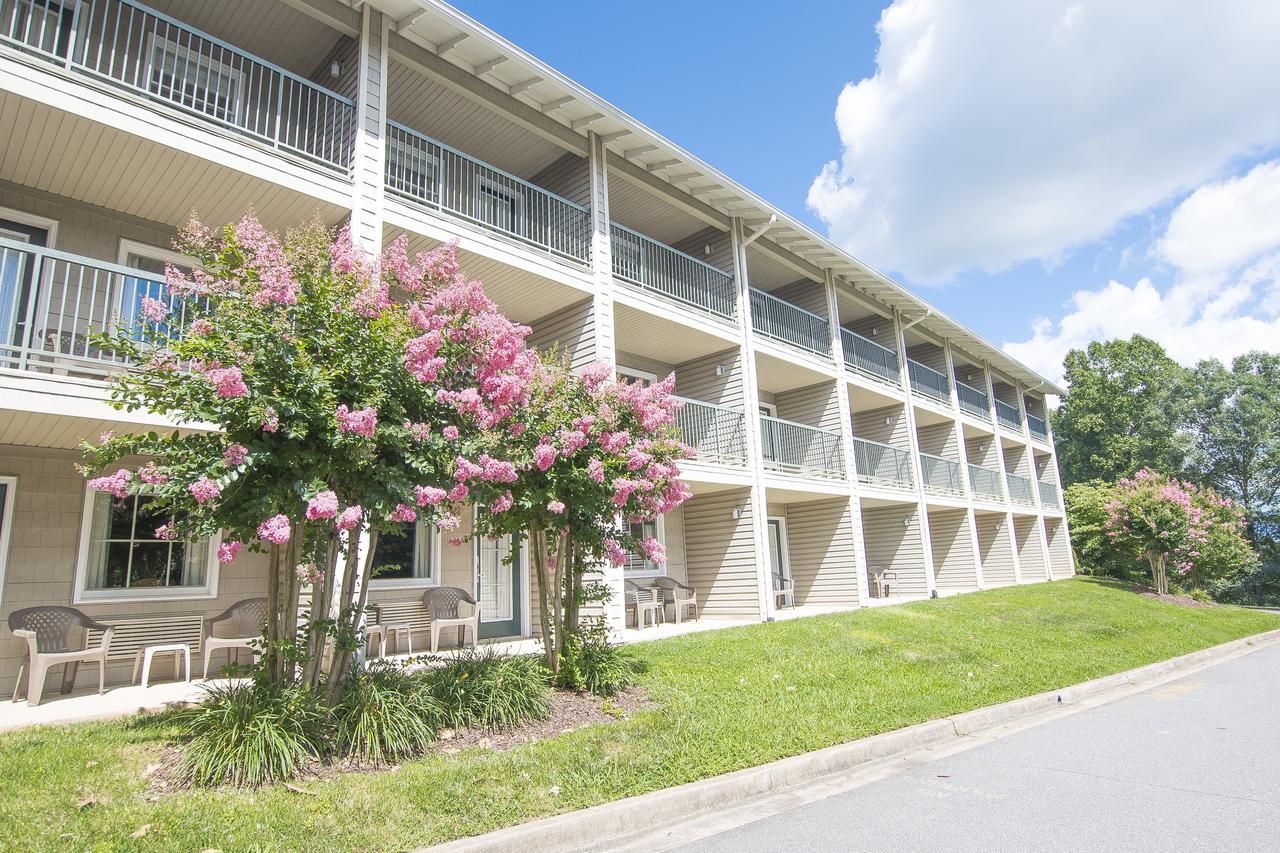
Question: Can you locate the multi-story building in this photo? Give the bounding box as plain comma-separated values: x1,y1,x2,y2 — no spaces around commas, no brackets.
0,0,1072,696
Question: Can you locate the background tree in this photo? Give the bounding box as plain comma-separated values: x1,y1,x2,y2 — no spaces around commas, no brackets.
1052,336,1190,485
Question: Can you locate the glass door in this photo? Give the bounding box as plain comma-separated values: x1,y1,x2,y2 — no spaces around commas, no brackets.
767,517,789,593
476,534,521,639
0,219,48,367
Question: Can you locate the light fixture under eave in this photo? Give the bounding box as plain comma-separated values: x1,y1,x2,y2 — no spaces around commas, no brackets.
731,507,744,520
329,61,342,78
715,364,727,377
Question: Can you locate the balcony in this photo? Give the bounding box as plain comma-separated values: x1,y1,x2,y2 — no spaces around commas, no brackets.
0,238,182,377
385,122,591,264
995,399,1023,431
674,397,747,466
852,437,914,489
1027,413,1049,442
749,289,831,357
1038,479,1060,509
840,328,900,385
760,415,844,479
907,358,950,404
1,0,355,171
610,224,736,320
919,453,965,495
968,464,1004,501
955,380,991,420
1006,473,1036,505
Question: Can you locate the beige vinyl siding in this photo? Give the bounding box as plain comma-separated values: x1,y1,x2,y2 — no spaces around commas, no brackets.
775,381,840,430
785,499,860,607
853,405,910,448
1044,517,1073,579
861,504,929,597
530,153,591,208
965,436,999,469
1013,515,1047,582
974,512,1017,587
770,279,829,318
671,226,734,274
916,422,959,459
675,347,744,408
312,37,361,101
1003,445,1032,477
843,314,896,351
527,298,598,372
682,489,760,617
905,341,946,373
615,351,676,383
1034,452,1058,482
928,508,978,592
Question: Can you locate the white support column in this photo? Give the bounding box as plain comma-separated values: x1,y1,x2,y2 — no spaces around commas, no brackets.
894,310,938,597
731,216,777,620
825,271,872,604
1041,398,1076,576
1017,382,1053,581
985,361,1023,583
945,340,985,590
348,5,389,254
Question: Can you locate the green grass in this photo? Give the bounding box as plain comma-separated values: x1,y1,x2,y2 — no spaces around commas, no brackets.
2,578,1275,851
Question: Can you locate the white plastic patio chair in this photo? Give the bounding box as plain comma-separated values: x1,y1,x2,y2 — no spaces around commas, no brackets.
8,606,114,706
203,598,267,678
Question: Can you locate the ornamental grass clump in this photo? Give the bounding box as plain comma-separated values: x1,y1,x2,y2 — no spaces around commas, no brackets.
333,662,442,765
556,631,647,697
419,649,551,731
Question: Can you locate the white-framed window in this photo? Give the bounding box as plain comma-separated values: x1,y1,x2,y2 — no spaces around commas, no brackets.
0,476,16,607
369,521,440,589
624,515,666,578
116,239,195,341
74,487,218,603
146,31,244,125
758,401,777,417
474,175,525,237
616,365,658,387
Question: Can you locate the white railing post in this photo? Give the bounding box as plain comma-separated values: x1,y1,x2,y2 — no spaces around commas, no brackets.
894,309,938,597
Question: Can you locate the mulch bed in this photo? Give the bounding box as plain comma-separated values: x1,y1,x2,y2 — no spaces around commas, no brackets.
1126,583,1220,609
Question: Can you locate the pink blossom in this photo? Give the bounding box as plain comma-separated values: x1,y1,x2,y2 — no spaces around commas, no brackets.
443,425,459,441
234,215,298,306
479,454,518,483
88,469,132,499
600,431,631,453
448,536,466,548
351,281,392,317
534,442,558,471
138,462,169,485
336,404,378,438
206,365,248,398
603,538,628,567
640,537,667,564
447,482,470,502
260,406,280,433
189,318,214,337
588,458,606,483
217,540,243,564
547,500,566,514
223,443,248,467
438,513,461,530
295,562,324,585
139,296,169,323
404,421,432,442
490,491,514,514
188,476,221,504
335,505,363,531
388,503,417,523
454,456,483,482
257,514,292,545
414,485,447,507
557,429,589,455
306,490,339,520
581,361,613,393
154,523,177,541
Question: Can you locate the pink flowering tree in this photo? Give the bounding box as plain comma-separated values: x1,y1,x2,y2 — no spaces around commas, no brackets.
1103,469,1253,595
473,359,693,674
82,217,531,699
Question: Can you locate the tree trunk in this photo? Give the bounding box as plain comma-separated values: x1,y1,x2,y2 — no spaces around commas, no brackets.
530,528,555,671
265,544,281,681
1147,550,1169,595
324,527,378,706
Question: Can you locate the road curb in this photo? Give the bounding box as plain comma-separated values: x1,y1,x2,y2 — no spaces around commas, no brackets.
426,627,1280,853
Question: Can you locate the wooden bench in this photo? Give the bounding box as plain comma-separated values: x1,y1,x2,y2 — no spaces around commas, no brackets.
88,613,205,684
367,600,432,657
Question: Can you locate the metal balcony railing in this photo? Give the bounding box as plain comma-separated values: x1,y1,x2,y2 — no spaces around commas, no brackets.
385,122,591,263
840,328,900,385
995,399,1023,431
1038,479,1060,509
610,223,736,320
955,380,991,419
1006,472,1036,505
1027,413,1049,442
907,358,951,403
852,437,914,488
759,415,844,479
920,453,965,495
968,464,1004,500
749,289,831,357
0,237,194,376
673,397,747,466
1,0,356,170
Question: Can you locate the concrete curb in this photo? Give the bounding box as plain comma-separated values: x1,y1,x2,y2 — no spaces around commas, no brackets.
426,627,1280,853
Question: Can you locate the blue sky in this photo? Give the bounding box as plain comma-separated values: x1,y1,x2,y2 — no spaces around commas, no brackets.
454,1,1280,386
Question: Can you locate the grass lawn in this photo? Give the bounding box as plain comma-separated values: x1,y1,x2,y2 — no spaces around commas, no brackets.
3,578,1276,851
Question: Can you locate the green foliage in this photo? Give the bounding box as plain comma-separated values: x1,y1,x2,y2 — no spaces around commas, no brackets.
419,649,551,731
556,632,647,697
333,662,441,765
1210,561,1280,607
1064,480,1141,579
176,681,328,787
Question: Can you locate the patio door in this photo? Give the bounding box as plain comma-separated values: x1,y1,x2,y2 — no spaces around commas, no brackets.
476,533,521,639
0,219,49,367
767,517,789,589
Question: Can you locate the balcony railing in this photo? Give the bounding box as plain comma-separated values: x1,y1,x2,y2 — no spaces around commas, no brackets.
1027,413,1049,442
968,464,1004,501
840,328,900,385
852,437,913,488
0,238,193,377
610,223,736,320
760,415,844,479
995,399,1023,431
385,121,591,263
673,397,747,466
955,380,991,419
907,358,951,403
1006,473,1036,505
1,0,356,170
749,289,831,357
920,453,965,495
1038,479,1060,509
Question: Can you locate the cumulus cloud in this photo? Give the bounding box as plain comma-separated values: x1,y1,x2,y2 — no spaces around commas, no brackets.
808,0,1280,284
1004,160,1280,385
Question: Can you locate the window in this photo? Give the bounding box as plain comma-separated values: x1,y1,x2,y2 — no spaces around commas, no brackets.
624,517,665,577
616,366,657,387
76,489,216,602
147,32,244,125
117,240,193,342
369,521,438,588
0,476,15,606
7,0,74,57
0,210,55,363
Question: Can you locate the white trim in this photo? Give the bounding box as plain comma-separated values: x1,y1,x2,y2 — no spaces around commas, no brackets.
616,365,658,385
623,514,667,578
368,520,443,589
72,485,220,604
0,476,17,608
767,516,790,581
116,238,196,270
474,529,517,625
758,401,778,418
0,205,59,248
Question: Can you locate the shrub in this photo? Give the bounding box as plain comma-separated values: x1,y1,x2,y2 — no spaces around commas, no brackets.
177,681,328,787
334,662,442,765
419,649,551,730
556,633,646,697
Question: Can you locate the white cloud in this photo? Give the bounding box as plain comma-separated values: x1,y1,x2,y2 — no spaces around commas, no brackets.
808,0,1280,284
1004,160,1280,385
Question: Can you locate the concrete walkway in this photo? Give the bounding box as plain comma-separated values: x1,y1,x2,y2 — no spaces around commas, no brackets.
669,641,1280,852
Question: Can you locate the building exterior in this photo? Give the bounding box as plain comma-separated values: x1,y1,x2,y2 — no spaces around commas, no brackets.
0,0,1072,697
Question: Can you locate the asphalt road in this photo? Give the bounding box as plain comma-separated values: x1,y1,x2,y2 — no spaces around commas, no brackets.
676,642,1280,852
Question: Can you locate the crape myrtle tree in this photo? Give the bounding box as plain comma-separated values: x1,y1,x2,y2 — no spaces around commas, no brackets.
82,217,538,701
1102,469,1253,595
473,358,694,675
